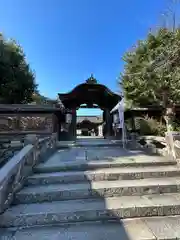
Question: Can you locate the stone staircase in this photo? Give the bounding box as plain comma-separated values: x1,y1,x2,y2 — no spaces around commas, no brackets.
1,144,180,239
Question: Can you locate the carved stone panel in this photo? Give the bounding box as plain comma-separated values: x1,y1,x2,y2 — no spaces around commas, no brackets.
0,116,17,131
0,114,53,133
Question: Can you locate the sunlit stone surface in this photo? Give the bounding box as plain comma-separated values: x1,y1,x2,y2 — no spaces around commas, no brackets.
0,138,180,239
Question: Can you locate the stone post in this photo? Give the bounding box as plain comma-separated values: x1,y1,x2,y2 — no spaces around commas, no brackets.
24,134,38,146
105,109,113,137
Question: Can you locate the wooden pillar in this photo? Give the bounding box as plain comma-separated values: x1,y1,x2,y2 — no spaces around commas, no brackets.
71,109,76,140
109,113,113,136
66,109,76,141
105,109,113,137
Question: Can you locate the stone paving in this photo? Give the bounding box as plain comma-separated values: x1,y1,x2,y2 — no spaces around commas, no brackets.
34,147,174,173
2,216,180,239
1,138,180,239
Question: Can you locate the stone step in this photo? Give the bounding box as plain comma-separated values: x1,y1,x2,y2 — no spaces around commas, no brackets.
34,156,177,173
15,177,180,204
2,193,180,227
0,220,155,240
57,139,124,148
26,165,180,185
57,141,123,148
2,216,180,239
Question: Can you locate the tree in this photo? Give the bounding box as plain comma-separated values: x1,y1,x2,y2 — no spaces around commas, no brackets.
121,28,180,130
31,91,56,105
121,28,180,106
31,91,49,104
0,33,37,104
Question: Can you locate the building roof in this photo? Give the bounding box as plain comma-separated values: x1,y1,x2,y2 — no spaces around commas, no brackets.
77,115,103,124
58,77,121,110
0,104,63,113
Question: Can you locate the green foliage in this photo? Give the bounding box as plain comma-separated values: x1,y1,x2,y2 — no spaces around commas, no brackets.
135,117,167,136
121,28,180,107
32,91,49,104
31,90,57,105
0,33,37,103
172,118,180,131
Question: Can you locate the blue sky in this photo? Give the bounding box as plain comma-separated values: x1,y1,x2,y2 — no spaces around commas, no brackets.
0,0,170,115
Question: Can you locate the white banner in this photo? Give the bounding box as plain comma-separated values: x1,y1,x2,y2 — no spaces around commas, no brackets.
113,113,119,124
118,98,126,148
117,99,124,129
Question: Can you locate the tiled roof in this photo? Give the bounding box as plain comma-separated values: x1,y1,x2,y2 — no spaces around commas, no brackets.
77,115,103,123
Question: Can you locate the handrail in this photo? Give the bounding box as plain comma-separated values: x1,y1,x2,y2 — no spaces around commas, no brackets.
0,132,54,167
0,132,25,167
0,133,57,214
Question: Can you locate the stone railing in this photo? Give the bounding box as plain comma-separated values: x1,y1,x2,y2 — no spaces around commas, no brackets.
136,135,167,157
165,131,180,161
0,133,57,214
0,134,53,168
0,139,24,168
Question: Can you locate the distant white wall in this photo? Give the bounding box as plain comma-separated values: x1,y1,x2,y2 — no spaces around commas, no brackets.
98,125,103,136
76,129,82,135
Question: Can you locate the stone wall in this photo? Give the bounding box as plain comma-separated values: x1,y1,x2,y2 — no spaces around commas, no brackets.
0,113,54,134
0,112,56,172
